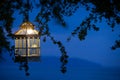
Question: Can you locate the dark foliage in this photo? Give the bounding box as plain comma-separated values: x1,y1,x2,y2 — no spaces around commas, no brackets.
111,40,120,50
19,61,30,76
16,56,30,76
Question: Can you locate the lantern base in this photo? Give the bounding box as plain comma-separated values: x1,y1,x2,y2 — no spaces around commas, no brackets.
14,56,40,62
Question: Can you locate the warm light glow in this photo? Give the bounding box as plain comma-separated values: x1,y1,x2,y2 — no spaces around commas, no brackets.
32,44,37,47
27,29,33,34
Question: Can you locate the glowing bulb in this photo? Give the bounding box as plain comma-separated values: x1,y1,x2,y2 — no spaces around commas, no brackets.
27,29,33,34
32,44,37,47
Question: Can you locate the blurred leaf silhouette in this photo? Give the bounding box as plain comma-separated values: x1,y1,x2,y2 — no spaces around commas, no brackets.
15,56,30,76
111,40,120,50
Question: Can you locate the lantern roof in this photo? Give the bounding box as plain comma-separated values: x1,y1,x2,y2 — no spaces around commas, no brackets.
14,22,39,35
20,21,34,29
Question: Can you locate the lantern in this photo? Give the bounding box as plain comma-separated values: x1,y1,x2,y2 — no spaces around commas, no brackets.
14,22,40,62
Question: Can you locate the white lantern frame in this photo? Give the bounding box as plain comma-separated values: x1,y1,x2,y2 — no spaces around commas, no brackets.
14,22,40,61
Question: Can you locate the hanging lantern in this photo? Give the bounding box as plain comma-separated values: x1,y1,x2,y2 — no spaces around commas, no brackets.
14,22,40,62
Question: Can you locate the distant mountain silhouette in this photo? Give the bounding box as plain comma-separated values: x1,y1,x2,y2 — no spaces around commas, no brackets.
0,56,120,80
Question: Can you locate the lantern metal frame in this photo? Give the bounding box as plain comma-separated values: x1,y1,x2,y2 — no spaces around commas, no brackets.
14,22,40,62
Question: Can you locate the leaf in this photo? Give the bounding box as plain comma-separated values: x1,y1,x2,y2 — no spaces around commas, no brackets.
78,28,87,41
92,25,99,31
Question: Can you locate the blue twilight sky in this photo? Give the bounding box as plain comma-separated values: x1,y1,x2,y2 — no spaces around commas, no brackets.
11,5,120,67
